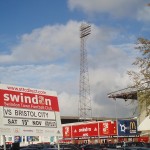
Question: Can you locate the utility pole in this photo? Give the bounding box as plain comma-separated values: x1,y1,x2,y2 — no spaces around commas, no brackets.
79,22,92,121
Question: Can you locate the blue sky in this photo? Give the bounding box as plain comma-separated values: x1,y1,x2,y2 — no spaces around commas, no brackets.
0,0,150,118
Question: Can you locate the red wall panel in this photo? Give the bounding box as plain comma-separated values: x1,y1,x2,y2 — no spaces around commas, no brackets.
99,121,117,136
63,126,72,138
72,123,98,137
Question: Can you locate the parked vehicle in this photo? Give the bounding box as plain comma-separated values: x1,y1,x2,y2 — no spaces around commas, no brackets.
123,146,150,150
80,143,105,150
41,148,72,150
20,148,40,150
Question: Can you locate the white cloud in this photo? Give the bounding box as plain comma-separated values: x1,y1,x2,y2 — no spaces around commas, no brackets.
68,0,149,20
58,92,79,116
0,21,81,65
1,19,134,67
137,6,150,22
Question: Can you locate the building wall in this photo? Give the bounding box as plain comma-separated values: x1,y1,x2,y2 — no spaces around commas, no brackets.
138,90,150,124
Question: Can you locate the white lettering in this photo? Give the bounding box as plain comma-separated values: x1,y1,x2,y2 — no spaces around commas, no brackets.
83,133,88,136
79,127,91,132
32,95,38,104
24,96,31,103
3,93,51,106
45,98,51,105
10,94,20,102
3,94,9,101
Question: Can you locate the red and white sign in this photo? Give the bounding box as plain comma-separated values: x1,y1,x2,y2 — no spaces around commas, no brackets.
99,121,117,136
0,89,59,111
72,123,98,137
63,126,72,138
0,84,62,136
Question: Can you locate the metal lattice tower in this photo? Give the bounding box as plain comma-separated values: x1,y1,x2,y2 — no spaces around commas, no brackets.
79,22,92,121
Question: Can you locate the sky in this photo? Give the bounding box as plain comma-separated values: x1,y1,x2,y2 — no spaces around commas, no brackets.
0,0,150,118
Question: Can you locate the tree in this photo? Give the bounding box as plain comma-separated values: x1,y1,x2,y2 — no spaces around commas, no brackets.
128,37,150,116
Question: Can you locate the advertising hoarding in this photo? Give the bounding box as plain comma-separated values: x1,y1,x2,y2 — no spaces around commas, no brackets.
117,119,137,136
63,126,72,138
72,123,98,137
14,136,21,143
0,84,62,136
99,121,117,136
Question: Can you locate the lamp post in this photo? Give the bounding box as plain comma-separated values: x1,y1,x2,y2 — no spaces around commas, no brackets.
114,98,119,143
3,135,6,150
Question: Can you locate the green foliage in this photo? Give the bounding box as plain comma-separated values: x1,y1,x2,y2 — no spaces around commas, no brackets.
128,38,150,115
128,37,150,89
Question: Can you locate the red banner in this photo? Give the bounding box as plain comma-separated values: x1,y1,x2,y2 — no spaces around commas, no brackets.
99,121,117,136
63,126,72,138
0,89,59,111
72,123,98,137
138,137,149,143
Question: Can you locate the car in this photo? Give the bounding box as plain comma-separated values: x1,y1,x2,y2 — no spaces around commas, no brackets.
80,144,104,150
41,148,72,150
125,142,145,147
123,146,150,150
42,144,80,150
20,148,40,150
59,144,80,150
144,143,150,148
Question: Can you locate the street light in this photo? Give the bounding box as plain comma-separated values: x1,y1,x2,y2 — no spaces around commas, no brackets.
114,98,119,143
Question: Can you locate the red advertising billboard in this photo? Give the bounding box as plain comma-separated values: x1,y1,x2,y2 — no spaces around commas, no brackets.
72,122,98,137
0,89,59,111
99,121,117,136
63,126,72,138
